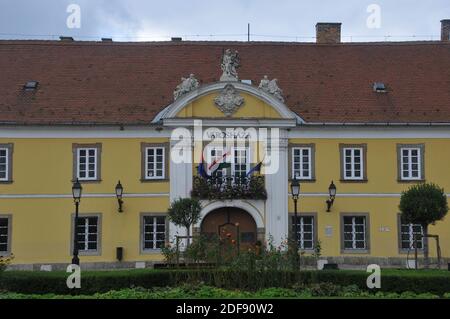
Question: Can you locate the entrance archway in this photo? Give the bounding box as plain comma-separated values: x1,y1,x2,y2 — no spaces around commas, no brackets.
201,207,257,248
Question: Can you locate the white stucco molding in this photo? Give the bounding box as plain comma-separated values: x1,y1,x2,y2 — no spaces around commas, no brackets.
153,82,304,124
195,199,265,229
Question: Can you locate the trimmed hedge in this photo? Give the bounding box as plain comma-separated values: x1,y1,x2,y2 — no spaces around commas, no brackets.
1,269,450,296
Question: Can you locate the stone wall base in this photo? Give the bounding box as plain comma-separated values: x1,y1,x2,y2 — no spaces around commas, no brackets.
6,256,450,271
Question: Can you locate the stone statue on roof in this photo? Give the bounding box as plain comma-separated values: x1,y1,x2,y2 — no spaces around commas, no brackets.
258,75,285,103
173,74,199,100
220,49,240,82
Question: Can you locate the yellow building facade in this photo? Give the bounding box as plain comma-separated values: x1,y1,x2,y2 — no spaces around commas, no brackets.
1,35,450,269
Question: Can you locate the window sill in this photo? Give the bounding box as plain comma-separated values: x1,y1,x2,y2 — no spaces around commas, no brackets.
140,178,169,183
289,178,316,183
340,179,368,183
340,249,370,254
399,249,424,255
79,251,101,256
141,249,163,255
397,179,425,184
0,180,13,184
72,179,102,184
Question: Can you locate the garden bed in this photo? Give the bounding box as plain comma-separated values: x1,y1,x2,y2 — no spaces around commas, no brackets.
1,269,450,296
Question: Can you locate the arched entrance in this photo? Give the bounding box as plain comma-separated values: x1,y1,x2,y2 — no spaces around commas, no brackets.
201,207,257,249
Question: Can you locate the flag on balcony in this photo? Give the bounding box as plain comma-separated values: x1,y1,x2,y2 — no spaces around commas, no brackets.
208,148,231,174
198,153,210,179
246,161,263,176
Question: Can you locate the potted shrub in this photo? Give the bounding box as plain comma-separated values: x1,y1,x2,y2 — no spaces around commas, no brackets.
313,239,328,270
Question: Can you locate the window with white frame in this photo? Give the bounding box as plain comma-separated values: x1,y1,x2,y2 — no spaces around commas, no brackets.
400,220,423,250
145,147,165,179
76,216,99,252
76,148,98,180
343,216,367,250
400,147,422,180
0,217,10,253
208,147,227,179
292,147,312,179
143,216,166,250
342,147,364,180
0,148,9,181
233,148,250,178
292,215,314,250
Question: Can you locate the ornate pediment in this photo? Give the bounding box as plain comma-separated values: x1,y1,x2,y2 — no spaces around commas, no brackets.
214,84,245,116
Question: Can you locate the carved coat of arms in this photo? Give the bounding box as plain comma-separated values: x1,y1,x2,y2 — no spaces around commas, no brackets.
214,84,245,116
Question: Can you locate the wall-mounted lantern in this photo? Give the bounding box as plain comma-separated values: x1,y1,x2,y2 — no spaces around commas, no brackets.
326,181,337,212
115,180,124,212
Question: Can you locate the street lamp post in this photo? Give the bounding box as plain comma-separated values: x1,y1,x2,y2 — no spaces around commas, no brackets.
71,179,82,265
290,176,300,268
115,180,124,213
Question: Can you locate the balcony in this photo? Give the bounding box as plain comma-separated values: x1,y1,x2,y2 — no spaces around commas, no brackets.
191,175,267,200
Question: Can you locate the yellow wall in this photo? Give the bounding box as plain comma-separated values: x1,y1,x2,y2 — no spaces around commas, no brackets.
176,92,282,118
288,138,450,259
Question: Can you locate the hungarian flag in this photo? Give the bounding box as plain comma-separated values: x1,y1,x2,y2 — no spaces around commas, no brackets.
208,149,231,174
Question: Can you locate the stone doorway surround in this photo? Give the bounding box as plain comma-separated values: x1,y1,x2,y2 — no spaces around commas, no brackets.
193,200,265,243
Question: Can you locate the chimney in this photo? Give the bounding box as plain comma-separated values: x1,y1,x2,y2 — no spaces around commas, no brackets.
441,20,450,41
316,22,341,44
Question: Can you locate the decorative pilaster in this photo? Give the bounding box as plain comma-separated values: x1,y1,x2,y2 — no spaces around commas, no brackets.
168,133,193,248
264,130,289,247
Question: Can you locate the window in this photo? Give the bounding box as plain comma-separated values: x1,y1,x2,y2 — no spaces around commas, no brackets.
398,145,424,181
141,143,168,181
73,144,101,182
340,144,367,181
233,148,250,178
399,217,423,250
208,147,227,179
75,216,99,253
145,147,165,179
0,148,9,181
0,144,13,182
0,216,11,254
342,215,368,251
292,147,312,179
142,215,166,250
292,215,315,250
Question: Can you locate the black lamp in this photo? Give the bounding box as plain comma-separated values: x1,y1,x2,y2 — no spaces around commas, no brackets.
290,176,300,200
326,181,337,212
115,180,124,212
71,179,82,265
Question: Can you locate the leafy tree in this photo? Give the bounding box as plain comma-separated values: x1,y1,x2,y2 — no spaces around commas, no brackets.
399,183,448,268
168,198,202,246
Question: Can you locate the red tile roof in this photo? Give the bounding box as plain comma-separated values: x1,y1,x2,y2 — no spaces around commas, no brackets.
1,40,450,125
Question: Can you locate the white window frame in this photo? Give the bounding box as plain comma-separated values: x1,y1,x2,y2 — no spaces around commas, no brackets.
400,222,424,250
0,148,9,181
292,147,312,179
207,146,228,178
142,215,166,251
145,147,165,180
76,148,98,181
76,216,99,253
232,147,251,178
0,215,11,255
343,147,364,180
400,147,422,180
343,216,367,250
292,215,315,250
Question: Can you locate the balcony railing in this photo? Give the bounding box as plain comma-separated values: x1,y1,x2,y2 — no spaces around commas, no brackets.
191,175,267,200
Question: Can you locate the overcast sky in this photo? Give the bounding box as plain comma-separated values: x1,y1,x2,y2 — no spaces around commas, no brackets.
0,0,449,42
